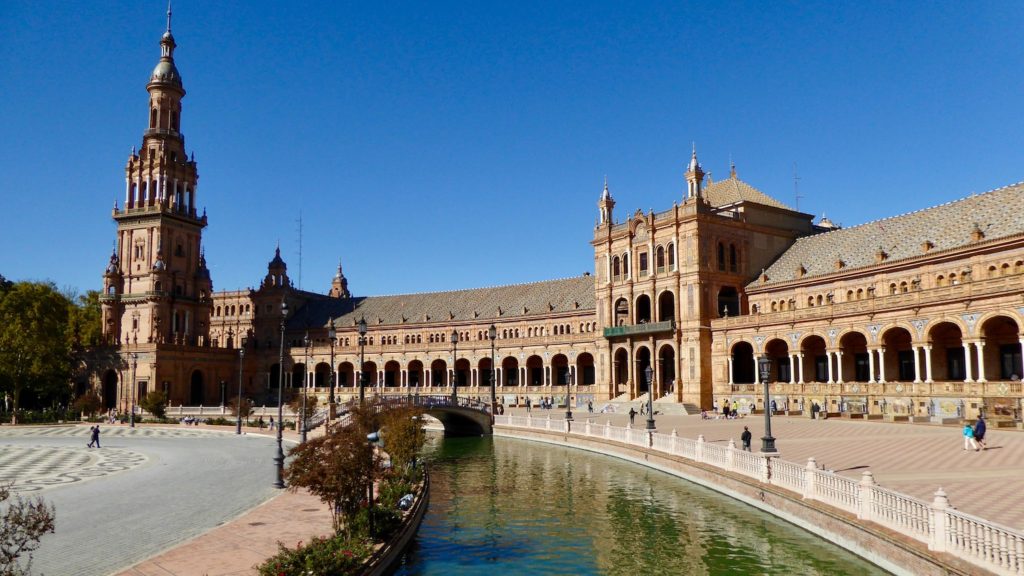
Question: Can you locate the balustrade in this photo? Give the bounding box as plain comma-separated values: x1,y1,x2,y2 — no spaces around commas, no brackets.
491,415,1024,576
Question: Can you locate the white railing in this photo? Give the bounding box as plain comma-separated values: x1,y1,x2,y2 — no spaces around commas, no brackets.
493,415,1024,576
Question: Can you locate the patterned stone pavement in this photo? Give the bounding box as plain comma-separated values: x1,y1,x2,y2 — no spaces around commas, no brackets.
0,424,283,576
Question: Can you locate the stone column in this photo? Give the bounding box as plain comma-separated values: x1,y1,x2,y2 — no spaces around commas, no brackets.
836,350,845,383
912,346,922,383
975,340,987,383
877,347,886,383
797,353,805,384
789,354,797,384
727,357,735,385
923,346,934,383
868,348,876,383
826,351,834,384
753,355,760,385
964,343,974,383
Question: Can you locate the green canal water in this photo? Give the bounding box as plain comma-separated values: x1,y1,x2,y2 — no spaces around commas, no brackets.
393,435,889,575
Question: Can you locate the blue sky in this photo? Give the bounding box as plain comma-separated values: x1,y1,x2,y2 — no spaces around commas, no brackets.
2,1,1022,296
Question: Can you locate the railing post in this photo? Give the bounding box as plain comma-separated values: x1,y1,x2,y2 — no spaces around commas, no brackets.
858,470,876,521
648,430,654,449
760,454,772,484
726,439,736,471
804,457,817,500
671,428,678,455
585,419,591,436
545,415,551,430
930,487,950,552
696,434,705,463
605,422,611,439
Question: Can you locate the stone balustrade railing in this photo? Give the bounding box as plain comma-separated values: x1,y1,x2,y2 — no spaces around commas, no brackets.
495,414,1024,576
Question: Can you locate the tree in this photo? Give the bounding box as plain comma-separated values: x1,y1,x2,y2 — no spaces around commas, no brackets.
0,484,56,576
139,390,168,420
0,282,72,423
285,405,378,535
72,390,103,417
288,394,318,427
378,405,426,472
229,396,253,419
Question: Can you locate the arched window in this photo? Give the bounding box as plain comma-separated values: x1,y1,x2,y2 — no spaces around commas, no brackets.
622,253,629,277
613,256,620,278
889,283,897,295
667,243,675,270
936,275,945,286
729,244,738,272
150,108,157,128
717,242,725,271
656,246,665,271
771,301,777,312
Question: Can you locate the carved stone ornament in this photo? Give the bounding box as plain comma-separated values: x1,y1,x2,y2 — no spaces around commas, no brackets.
754,335,766,346
867,324,881,342
789,332,800,345
910,318,929,337
961,313,979,333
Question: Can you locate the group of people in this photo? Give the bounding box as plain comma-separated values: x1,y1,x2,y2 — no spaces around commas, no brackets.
963,415,988,451
524,397,558,412
708,399,743,419
179,416,205,426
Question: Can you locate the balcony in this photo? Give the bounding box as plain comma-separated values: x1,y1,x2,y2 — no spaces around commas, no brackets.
603,320,674,338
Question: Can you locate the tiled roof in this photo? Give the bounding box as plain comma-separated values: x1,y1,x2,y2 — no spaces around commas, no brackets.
753,182,1024,286
289,275,596,330
704,176,794,211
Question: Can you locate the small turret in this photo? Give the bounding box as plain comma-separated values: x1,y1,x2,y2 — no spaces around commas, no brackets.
263,245,289,288
597,177,616,225
684,144,705,200
329,260,351,299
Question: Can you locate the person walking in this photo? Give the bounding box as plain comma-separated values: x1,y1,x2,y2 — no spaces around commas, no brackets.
87,425,101,448
588,400,593,413
628,407,637,425
963,422,979,451
526,397,532,413
269,416,275,431
974,415,987,450
741,426,752,451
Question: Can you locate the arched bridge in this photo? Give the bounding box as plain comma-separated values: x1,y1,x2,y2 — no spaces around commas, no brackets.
374,394,493,436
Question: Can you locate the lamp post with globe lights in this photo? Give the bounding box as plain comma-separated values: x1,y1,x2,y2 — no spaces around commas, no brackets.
273,300,288,489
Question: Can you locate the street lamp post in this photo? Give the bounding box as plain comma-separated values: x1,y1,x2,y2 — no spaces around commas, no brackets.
129,352,137,428
220,380,226,409
451,329,459,406
488,324,497,417
236,340,245,434
644,365,655,430
328,317,336,423
565,362,574,421
758,356,777,453
301,332,309,443
274,300,288,489
358,317,367,405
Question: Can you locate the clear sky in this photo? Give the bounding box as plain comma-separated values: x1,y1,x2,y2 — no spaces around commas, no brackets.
2,1,1022,297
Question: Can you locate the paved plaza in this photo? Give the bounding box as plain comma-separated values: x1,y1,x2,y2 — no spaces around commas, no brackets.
0,425,284,576
2,415,1022,575
506,407,1024,530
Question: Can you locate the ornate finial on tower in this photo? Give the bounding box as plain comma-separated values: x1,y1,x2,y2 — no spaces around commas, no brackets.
166,0,172,33
330,259,351,299
684,144,705,200
598,177,616,225
730,157,737,178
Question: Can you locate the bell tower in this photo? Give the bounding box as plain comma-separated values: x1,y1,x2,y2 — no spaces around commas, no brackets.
101,7,212,347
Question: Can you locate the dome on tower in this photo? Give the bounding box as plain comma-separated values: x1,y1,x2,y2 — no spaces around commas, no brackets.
151,59,182,87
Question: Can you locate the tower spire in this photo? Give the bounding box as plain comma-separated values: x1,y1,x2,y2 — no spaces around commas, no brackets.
684,144,705,200
166,0,172,33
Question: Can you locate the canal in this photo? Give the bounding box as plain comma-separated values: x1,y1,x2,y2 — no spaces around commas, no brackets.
394,434,889,575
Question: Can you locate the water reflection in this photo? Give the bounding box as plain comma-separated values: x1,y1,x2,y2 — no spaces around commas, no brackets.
394,435,889,575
